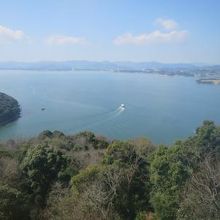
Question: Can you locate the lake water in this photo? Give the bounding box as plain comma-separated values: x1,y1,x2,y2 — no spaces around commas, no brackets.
0,70,220,144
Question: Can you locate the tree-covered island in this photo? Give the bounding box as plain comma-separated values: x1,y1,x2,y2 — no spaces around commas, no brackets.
0,92,21,126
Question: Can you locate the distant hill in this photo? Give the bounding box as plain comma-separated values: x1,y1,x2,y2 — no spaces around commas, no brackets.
0,60,210,71
0,92,21,126
0,61,219,79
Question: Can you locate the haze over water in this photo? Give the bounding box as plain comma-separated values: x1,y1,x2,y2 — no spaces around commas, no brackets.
0,70,220,144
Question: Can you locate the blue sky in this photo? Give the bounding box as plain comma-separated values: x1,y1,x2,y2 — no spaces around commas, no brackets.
0,0,219,63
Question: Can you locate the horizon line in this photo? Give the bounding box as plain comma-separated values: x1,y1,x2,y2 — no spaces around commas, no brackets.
0,60,219,66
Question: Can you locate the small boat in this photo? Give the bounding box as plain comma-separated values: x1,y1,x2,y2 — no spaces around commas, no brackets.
119,104,125,109
41,108,46,111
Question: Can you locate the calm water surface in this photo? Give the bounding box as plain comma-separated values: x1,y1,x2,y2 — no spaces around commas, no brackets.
0,70,220,144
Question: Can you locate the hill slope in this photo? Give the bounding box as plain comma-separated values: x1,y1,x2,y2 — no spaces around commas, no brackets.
0,92,20,126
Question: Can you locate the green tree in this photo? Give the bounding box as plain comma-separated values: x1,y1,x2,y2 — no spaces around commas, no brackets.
187,120,220,155
69,141,151,220
103,141,151,220
0,183,29,220
149,145,193,220
20,144,68,207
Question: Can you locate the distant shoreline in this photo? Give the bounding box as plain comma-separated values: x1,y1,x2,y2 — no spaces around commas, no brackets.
0,67,220,85
196,78,220,85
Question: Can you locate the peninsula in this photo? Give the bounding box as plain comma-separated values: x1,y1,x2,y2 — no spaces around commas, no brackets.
0,92,21,126
196,78,220,85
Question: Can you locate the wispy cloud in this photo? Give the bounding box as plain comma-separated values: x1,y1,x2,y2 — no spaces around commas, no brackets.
0,25,27,43
46,35,86,45
114,30,188,45
114,18,188,46
155,18,178,30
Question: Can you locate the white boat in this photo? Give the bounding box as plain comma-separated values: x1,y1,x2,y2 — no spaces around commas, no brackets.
119,104,125,109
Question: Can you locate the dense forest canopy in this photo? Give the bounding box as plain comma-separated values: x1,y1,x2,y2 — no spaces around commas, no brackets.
0,121,220,219
0,92,20,126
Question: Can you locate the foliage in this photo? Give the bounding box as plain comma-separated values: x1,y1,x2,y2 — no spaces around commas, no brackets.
20,144,69,207
149,145,194,220
149,121,220,219
0,121,219,219
0,92,20,126
69,141,152,220
186,120,220,155
0,183,29,220
177,154,220,219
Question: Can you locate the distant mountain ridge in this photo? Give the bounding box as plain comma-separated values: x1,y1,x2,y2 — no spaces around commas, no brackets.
0,60,218,71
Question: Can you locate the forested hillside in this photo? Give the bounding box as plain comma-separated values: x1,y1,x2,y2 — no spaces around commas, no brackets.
0,121,220,219
0,92,20,126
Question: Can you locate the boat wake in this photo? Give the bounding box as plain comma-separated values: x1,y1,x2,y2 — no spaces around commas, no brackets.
109,104,126,117
79,104,126,129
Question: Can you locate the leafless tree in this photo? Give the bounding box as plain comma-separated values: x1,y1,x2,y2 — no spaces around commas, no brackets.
178,153,220,219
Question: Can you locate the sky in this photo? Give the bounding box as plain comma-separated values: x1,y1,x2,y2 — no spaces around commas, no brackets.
0,0,220,63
